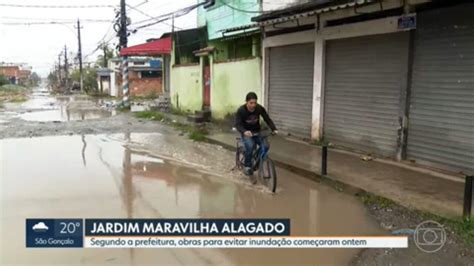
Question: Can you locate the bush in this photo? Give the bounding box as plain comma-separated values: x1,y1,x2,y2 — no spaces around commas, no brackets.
0,75,10,86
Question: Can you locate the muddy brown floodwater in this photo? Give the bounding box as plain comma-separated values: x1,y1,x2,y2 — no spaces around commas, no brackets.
0,133,384,266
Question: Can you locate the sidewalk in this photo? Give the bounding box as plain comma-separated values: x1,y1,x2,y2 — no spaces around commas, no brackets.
206,132,466,218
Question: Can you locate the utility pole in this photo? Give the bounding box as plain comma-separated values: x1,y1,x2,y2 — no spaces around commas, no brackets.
103,43,107,67
57,53,62,87
64,45,69,90
172,14,175,35
76,19,84,92
119,0,129,108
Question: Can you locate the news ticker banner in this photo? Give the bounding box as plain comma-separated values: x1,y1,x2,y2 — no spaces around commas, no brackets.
26,219,408,249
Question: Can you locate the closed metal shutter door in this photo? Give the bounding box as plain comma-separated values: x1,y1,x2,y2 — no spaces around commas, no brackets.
324,32,409,157
407,4,474,174
268,43,314,138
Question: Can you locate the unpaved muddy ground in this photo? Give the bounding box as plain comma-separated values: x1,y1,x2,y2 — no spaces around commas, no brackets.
1,88,473,265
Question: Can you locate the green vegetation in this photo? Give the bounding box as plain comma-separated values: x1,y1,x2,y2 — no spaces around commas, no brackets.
311,137,330,146
358,192,474,247
0,84,30,103
359,192,396,208
175,122,208,142
0,74,10,86
170,107,190,116
71,67,98,93
133,110,209,141
134,111,165,121
420,212,474,248
95,44,116,68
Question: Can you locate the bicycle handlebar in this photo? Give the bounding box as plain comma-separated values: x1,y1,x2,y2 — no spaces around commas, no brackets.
231,127,276,137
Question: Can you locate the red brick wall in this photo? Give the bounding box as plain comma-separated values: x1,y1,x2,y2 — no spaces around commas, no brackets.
0,66,19,77
114,70,163,97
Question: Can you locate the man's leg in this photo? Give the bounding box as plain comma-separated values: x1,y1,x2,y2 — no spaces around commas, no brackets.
254,135,269,152
242,134,255,175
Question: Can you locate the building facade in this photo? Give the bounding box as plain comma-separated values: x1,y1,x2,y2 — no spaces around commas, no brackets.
251,0,473,175
169,0,263,119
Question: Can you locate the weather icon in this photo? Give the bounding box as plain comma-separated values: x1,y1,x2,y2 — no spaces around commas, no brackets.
32,222,49,232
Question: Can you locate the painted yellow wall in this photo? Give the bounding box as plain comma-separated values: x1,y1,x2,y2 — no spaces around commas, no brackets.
211,57,262,119
170,64,202,112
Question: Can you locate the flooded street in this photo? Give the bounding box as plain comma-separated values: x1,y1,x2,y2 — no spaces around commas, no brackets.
0,131,383,265
0,86,386,265
1,86,114,123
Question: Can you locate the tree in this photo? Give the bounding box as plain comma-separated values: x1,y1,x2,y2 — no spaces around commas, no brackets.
30,72,41,86
0,74,9,86
95,44,116,68
71,67,98,92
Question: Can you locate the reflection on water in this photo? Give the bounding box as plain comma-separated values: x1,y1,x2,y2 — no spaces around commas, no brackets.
19,107,113,122
3,86,115,122
0,133,383,265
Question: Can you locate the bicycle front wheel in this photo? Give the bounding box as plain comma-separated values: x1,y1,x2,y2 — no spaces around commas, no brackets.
235,147,245,170
259,158,277,193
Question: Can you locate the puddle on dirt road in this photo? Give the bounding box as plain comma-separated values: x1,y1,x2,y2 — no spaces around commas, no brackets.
19,107,114,122
0,133,383,266
2,86,115,122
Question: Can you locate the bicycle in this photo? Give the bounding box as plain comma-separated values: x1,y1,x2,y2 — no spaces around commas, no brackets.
234,129,277,193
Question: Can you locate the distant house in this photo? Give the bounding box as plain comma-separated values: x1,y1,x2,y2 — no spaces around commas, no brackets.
18,69,31,86
109,37,172,98
0,65,20,84
0,64,32,85
106,57,165,97
96,68,112,94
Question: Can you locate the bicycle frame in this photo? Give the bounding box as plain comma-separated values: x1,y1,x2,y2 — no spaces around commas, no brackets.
253,137,270,169
235,130,272,170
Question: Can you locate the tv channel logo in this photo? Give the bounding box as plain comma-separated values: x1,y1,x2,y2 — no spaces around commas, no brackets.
414,220,446,253
26,219,83,248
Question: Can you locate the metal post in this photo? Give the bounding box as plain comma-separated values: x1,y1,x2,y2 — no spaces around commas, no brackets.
64,45,69,90
321,146,328,176
76,19,83,92
119,0,129,108
122,56,129,107
463,176,473,218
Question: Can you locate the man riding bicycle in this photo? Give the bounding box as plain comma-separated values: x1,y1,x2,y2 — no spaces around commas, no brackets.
235,92,278,176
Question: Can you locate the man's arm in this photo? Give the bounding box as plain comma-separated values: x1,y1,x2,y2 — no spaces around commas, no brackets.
260,106,277,131
234,108,246,133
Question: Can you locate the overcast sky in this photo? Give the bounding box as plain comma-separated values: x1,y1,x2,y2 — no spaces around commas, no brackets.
0,0,198,77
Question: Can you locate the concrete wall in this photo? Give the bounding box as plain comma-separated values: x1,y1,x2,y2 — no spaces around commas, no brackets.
211,57,261,119
197,0,260,40
170,64,202,112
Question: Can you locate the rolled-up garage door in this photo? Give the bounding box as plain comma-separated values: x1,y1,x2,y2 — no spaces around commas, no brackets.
268,43,314,138
324,32,409,157
407,4,474,174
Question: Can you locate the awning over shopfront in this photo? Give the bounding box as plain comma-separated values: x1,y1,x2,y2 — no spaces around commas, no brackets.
251,0,374,26
119,37,172,56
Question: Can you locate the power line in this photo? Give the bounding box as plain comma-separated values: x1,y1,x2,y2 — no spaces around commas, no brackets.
0,3,116,8
1,21,112,25
126,4,182,30
131,1,206,31
0,16,112,23
129,1,203,27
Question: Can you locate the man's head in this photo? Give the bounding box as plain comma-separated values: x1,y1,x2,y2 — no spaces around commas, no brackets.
245,92,258,111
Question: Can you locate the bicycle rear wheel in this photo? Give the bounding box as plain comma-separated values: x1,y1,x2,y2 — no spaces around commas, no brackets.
259,158,277,193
